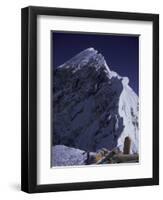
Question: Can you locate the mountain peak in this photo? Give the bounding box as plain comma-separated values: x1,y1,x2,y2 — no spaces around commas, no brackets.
57,47,111,73
83,47,97,52
53,48,139,154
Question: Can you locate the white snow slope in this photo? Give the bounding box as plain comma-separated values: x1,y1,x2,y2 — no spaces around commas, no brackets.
118,78,139,154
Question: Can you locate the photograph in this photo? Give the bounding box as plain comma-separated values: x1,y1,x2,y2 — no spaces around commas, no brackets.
21,6,159,193
51,31,139,167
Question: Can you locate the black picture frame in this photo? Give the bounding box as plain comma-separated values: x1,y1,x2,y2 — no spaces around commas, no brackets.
21,6,159,193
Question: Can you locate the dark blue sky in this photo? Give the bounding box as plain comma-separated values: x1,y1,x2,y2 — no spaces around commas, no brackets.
52,32,139,94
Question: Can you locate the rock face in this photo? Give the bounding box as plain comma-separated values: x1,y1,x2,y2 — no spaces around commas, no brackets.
52,48,139,154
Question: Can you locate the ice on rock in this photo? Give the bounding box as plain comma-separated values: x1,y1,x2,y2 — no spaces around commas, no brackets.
52,145,87,166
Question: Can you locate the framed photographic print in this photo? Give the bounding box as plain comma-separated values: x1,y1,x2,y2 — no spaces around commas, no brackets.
21,6,159,193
